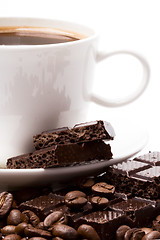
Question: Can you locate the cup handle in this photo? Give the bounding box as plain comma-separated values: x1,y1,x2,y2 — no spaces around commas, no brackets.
89,50,150,107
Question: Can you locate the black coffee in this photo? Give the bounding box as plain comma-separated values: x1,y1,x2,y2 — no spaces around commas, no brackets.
0,26,85,45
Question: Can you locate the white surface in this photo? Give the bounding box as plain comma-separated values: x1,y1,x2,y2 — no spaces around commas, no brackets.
0,121,148,191
0,0,159,188
0,0,157,149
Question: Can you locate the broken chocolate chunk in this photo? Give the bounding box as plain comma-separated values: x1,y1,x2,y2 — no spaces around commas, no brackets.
7,140,112,169
33,120,115,150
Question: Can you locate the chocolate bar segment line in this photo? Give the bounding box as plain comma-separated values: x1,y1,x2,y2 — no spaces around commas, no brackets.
134,151,160,166
33,120,115,150
7,140,113,169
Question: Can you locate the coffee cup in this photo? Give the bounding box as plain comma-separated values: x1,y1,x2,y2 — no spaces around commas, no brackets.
0,17,149,167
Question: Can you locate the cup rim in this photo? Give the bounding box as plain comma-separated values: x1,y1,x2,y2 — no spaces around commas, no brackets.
0,16,98,49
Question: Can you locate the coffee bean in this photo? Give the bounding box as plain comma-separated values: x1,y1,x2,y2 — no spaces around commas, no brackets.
29,238,48,240
15,222,28,235
116,225,131,240
52,224,78,239
7,209,26,225
22,210,40,227
91,182,115,197
124,228,139,240
1,225,16,235
44,211,67,229
0,192,13,218
3,234,21,240
142,231,160,239
90,196,109,209
141,228,153,234
64,191,87,209
156,215,160,221
52,238,64,240
132,229,145,240
78,178,95,189
152,220,160,231
24,225,52,238
77,224,101,240
36,222,45,230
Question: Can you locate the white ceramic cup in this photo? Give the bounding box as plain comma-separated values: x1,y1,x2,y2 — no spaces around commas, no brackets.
0,17,149,167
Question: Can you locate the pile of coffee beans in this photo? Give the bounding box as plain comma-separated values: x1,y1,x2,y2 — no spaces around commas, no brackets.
116,214,160,240
0,190,101,240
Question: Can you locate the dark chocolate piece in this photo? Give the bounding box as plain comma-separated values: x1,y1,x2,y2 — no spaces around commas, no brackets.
112,159,151,176
132,166,160,181
7,140,112,169
109,197,158,227
72,210,133,240
19,193,64,220
134,151,160,166
103,161,160,200
33,120,115,150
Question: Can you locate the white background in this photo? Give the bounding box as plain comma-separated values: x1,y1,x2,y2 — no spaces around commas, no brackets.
0,0,160,157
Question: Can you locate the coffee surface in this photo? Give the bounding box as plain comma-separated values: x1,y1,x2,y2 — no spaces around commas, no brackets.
0,26,84,45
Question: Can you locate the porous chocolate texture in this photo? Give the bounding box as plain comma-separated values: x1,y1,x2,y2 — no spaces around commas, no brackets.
33,120,115,150
7,140,113,169
102,152,160,200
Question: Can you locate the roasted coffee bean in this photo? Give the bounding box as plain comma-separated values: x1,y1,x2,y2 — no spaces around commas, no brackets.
64,191,87,209
15,222,28,235
29,238,48,240
7,209,27,225
36,222,45,230
1,225,16,235
141,228,153,234
116,225,131,240
78,178,95,190
3,234,21,240
142,230,160,239
91,182,115,197
90,196,109,209
152,219,160,231
24,225,52,238
0,192,13,218
132,229,145,239
52,224,78,239
52,237,64,240
44,211,67,228
124,228,140,240
156,215,160,221
77,224,100,240
22,210,40,227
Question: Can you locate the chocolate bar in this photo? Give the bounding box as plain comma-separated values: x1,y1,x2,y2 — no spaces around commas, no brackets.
109,197,158,227
72,210,133,240
134,151,160,166
33,120,115,150
7,140,112,169
103,152,160,200
19,192,64,220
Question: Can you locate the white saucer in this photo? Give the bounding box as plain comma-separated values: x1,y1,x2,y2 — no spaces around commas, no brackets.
0,121,148,191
